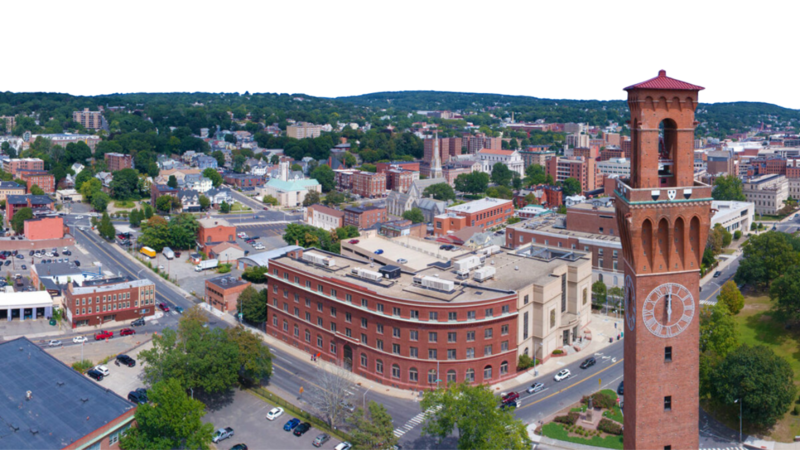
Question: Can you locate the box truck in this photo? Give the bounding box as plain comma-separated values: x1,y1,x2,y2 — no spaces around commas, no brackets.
140,247,156,258
194,259,219,272
162,247,175,260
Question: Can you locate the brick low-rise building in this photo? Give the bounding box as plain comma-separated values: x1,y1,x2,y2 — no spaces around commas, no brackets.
105,152,133,172
343,205,387,229
64,276,157,328
352,171,386,198
546,156,600,194
266,246,592,390
151,183,178,206
197,217,236,252
224,173,265,189
305,204,344,231
434,198,513,236
205,275,251,313
6,194,54,223
24,216,64,240
4,158,44,177
18,170,56,193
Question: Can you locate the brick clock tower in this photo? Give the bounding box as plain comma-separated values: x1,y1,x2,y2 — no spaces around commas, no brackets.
615,70,711,450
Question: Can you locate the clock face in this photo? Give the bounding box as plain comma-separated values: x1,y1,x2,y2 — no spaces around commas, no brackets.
642,283,695,338
624,275,636,331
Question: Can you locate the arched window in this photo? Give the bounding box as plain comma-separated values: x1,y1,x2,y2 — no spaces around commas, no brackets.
293,324,299,336
409,367,418,382
465,368,475,382
360,353,367,367
283,320,288,331
500,361,508,376
376,359,383,374
524,347,529,356
392,364,400,379
483,365,492,380
428,369,437,384
447,370,456,383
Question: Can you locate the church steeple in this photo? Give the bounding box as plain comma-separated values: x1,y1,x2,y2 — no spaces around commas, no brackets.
430,131,443,179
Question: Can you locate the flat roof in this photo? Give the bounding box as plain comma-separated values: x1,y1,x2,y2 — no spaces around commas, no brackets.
198,217,232,228
207,275,249,290
508,215,622,248
276,243,589,304
0,337,135,449
447,197,512,213
0,291,54,308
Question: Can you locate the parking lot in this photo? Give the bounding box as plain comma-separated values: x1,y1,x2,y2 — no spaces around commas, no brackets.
234,223,288,253
202,389,343,450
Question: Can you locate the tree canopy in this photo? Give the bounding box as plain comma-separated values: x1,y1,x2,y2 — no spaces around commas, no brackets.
490,163,514,187
454,171,489,194
10,207,33,234
110,168,141,200
735,231,800,289
423,183,456,201
712,175,747,202
347,401,399,450
560,177,582,197
402,207,425,224
311,164,335,192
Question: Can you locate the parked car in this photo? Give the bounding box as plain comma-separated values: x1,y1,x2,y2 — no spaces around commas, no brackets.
500,392,520,404
116,355,136,367
334,443,353,450
74,261,81,267
211,427,234,443
527,382,545,394
86,369,104,381
713,271,722,278
340,401,356,413
174,306,184,314
293,422,312,436
313,433,331,447
348,239,359,244
72,336,88,344
283,418,301,431
94,365,110,376
580,357,597,369
397,258,408,264
128,388,148,404
28,250,34,256
131,317,146,327
95,331,113,340
617,381,624,395
230,445,248,450
374,249,384,255
158,303,170,312
266,407,284,421
47,340,62,347
554,369,571,382
20,265,26,270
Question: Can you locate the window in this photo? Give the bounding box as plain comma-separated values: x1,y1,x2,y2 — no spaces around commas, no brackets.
428,349,437,359
467,311,476,320
331,323,337,333
485,308,493,318
361,334,368,344
501,324,509,336
345,328,352,337
429,332,437,343
345,313,352,323
447,370,457,383
598,248,604,256
377,323,383,334
305,281,311,288
500,361,508,375
360,298,368,307
331,342,337,354
293,324,299,336
305,298,311,307
330,307,336,317
584,246,589,252
501,341,509,352
410,330,418,341
294,307,299,317
305,312,311,321
273,285,278,294
392,343,400,355
466,331,475,341
599,258,604,267
317,284,324,293
583,288,588,305
317,317,323,327
346,294,352,303
283,290,288,298
317,335,323,348
484,365,492,380
409,368,418,382
316,302,323,312
524,312,529,339
376,339,383,350
448,332,457,343
410,347,418,358
273,316,278,326
330,289,337,298
428,369,437,384
665,346,672,362
664,396,672,411
429,311,438,321
447,349,457,360
613,261,618,270
377,303,384,313
410,310,419,319
305,329,311,342
502,305,509,314
613,250,618,258
361,353,367,367
294,293,299,303
484,328,493,339
466,368,475,382
392,364,400,378
550,309,556,328
361,318,368,328
376,359,383,374
283,320,288,331
393,327,401,338
392,307,401,316
484,345,492,356
294,276,300,284
561,274,567,312
466,348,475,359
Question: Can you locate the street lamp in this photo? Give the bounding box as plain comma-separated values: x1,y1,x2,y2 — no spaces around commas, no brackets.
362,385,372,410
734,398,742,443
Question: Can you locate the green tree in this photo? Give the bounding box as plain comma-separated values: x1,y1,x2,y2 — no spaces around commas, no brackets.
203,167,223,188
322,191,346,206
402,207,425,224
167,175,178,189
168,214,200,249
592,280,607,305
91,192,110,212
74,168,94,192
79,177,103,203
524,164,548,186
423,183,456,201
486,185,513,199
110,168,140,200
699,302,739,357
311,164,336,192
710,344,797,429
138,216,171,251
770,265,800,322
219,200,231,213
237,286,267,324
98,212,116,240
735,231,800,289
156,195,174,213
129,208,142,227
343,152,357,168
143,204,154,219
713,175,747,201
347,401,399,450
560,177,582,197
490,162,514,187
119,378,215,450
270,154,280,165
717,280,744,315
454,171,489,194
198,194,210,211
303,190,321,206
291,163,303,172
242,266,269,284
29,184,44,195
262,195,278,206
421,383,532,450
211,150,225,167
226,326,273,385
10,207,33,234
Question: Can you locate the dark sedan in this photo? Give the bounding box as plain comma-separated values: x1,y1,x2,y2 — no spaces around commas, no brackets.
580,357,596,369
293,422,312,436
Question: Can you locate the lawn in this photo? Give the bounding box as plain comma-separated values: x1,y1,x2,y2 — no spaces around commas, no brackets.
541,423,623,449
113,200,136,209
729,290,800,441
230,202,251,212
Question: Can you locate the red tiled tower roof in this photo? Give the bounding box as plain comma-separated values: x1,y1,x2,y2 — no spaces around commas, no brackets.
624,70,704,91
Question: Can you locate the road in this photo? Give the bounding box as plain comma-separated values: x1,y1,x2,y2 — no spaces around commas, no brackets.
699,252,742,306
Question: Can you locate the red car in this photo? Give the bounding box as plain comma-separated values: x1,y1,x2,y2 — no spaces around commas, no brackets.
95,331,113,340
348,239,359,244
158,303,170,312
120,328,136,336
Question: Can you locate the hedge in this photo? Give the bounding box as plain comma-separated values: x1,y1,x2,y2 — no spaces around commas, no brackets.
581,392,616,410
553,411,579,425
597,418,623,435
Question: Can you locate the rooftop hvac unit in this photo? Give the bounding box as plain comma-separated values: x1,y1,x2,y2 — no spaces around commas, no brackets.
473,266,496,282
454,255,482,273
420,276,455,293
479,245,500,256
303,253,335,267
351,268,383,282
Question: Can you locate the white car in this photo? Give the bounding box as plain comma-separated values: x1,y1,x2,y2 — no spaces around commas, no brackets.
266,407,284,421
76,215,84,219
62,247,69,252
73,336,88,344
554,369,571,382
334,442,353,450
94,365,110,376
47,340,62,347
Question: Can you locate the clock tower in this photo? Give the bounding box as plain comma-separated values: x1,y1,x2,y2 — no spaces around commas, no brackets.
615,70,711,450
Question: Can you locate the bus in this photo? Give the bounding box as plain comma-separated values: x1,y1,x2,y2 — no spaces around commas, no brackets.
140,246,156,258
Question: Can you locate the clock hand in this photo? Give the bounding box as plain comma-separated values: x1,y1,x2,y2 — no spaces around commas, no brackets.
667,294,672,322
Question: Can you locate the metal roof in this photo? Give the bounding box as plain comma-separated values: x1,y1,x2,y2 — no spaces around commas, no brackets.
624,70,704,91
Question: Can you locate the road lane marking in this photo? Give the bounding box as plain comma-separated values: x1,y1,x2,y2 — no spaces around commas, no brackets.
517,358,624,412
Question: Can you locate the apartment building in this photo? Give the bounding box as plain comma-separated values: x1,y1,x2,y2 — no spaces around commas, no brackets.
742,174,789,215
205,275,251,313
352,171,386,198
64,276,157,328
4,158,44,177
72,109,103,130
546,156,600,193
519,147,555,168
32,134,101,152
464,134,502,154
105,152,133,172
386,169,417,193
287,122,322,139
597,158,631,177
566,133,590,148
0,181,25,200
223,173,264,189
343,205,387,229
266,245,592,390
305,204,344,231
18,170,55,193
424,137,462,164
433,198,513,236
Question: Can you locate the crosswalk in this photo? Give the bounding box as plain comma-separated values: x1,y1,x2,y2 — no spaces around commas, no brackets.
392,406,441,438
701,447,742,450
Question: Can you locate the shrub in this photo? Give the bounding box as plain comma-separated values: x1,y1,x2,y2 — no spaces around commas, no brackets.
581,392,616,410
218,263,232,274
552,349,564,355
794,405,800,416
553,411,579,425
597,418,623,435
734,230,742,240
72,359,94,372
518,354,533,370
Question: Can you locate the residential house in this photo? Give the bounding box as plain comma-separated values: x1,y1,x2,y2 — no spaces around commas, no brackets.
178,189,201,212
195,155,219,170
208,242,245,264
305,204,344,231
182,173,212,193
206,188,233,207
